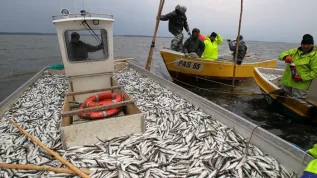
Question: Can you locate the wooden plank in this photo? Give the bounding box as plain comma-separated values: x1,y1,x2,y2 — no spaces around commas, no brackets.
114,58,136,62
8,119,90,178
65,86,121,96
61,100,134,117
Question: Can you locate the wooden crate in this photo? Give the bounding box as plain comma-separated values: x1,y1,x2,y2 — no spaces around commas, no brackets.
60,77,144,149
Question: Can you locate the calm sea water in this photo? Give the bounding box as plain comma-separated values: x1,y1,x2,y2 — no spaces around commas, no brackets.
0,35,315,149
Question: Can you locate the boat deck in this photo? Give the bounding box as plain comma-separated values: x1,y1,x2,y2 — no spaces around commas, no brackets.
0,64,312,177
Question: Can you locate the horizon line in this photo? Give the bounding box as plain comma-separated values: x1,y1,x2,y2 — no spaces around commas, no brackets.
0,32,295,43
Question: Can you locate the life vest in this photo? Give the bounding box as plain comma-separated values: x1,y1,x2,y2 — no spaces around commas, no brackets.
79,92,122,119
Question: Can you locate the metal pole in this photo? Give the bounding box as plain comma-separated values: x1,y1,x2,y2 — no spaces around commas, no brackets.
232,0,244,89
145,0,165,71
73,0,76,13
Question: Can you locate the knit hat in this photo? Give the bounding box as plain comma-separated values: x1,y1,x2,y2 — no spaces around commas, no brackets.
301,34,314,44
192,28,200,33
210,32,217,37
71,32,80,39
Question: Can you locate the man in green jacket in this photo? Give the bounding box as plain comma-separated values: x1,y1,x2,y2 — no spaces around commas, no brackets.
202,32,223,60
279,34,317,99
300,144,317,178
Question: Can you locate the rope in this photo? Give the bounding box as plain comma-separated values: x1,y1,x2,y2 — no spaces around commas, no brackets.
171,76,306,100
172,77,260,95
245,125,260,155
154,59,302,100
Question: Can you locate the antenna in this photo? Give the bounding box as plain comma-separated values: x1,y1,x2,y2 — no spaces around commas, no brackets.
88,0,90,13
73,0,77,13
83,0,85,11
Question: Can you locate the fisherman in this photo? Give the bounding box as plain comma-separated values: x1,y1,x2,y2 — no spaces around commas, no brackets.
202,32,223,60
67,32,104,61
160,5,191,52
227,35,247,65
301,144,317,177
279,34,317,99
197,29,206,41
183,28,205,58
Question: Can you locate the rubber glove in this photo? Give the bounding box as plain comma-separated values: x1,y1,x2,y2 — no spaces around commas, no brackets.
292,76,303,81
284,55,293,63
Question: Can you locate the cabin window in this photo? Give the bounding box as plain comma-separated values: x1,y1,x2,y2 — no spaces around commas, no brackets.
64,29,108,62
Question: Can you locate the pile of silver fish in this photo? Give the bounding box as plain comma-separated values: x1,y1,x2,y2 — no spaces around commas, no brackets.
82,67,292,178
0,68,295,177
0,73,68,177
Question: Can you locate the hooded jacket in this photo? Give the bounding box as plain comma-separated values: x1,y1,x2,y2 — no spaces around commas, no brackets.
202,34,223,60
228,40,247,60
160,5,190,35
183,36,205,57
279,47,317,90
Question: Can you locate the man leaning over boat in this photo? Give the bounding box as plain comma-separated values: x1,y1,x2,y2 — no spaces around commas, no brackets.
183,28,205,58
227,35,247,65
279,34,317,100
160,5,191,52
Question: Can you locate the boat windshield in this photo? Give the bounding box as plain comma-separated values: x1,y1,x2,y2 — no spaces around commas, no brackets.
64,29,108,62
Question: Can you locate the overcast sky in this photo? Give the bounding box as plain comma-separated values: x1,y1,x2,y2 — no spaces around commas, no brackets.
0,0,316,43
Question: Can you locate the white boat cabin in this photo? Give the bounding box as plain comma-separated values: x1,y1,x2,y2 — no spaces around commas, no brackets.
52,10,115,101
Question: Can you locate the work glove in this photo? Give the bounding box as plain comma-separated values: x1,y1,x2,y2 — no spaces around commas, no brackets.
284,55,293,63
184,53,189,57
308,144,317,158
188,32,191,36
98,42,104,49
292,76,303,82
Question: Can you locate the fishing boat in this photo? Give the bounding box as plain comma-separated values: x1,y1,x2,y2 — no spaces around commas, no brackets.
0,10,312,177
160,49,277,81
253,67,317,121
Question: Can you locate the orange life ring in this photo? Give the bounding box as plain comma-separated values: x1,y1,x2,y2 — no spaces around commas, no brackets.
79,92,122,119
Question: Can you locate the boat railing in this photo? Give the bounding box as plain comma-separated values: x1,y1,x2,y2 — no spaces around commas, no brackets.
52,13,114,20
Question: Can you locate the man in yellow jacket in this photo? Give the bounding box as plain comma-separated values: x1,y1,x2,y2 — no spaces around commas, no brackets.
202,32,223,60
301,144,317,177
279,34,317,99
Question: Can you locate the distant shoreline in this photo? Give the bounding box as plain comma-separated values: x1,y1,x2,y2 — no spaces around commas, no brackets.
0,32,295,43
0,32,173,38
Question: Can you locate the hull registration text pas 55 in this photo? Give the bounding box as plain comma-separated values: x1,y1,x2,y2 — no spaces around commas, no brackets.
174,59,204,71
